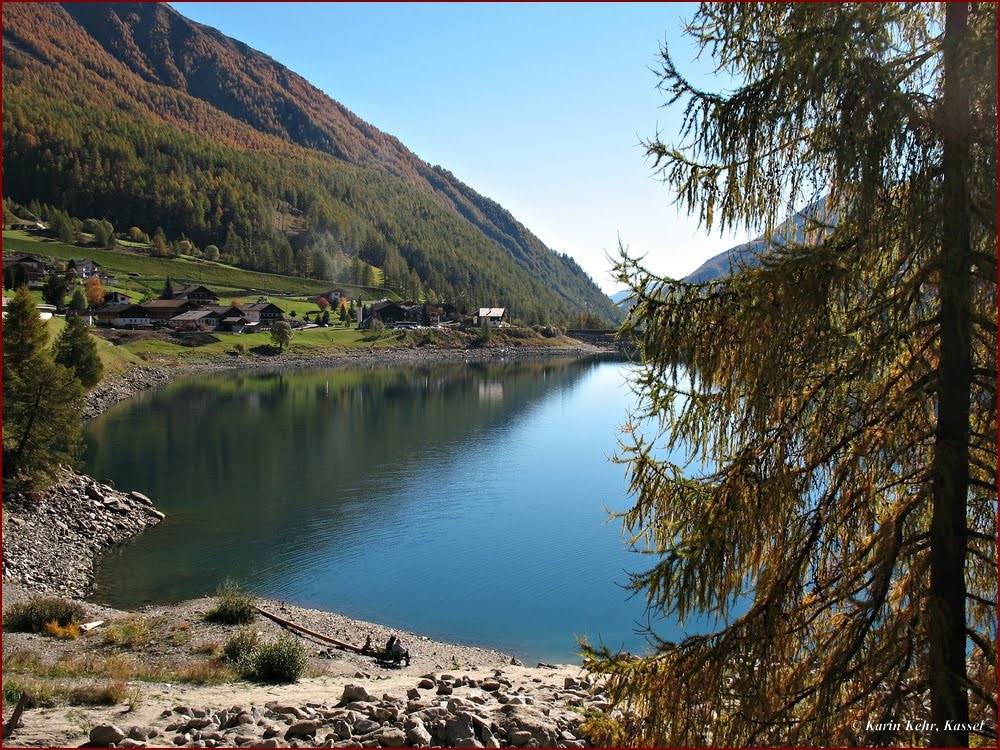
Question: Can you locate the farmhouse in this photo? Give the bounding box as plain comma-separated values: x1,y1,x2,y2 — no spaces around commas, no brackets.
2,253,49,289
95,303,151,328
169,284,220,304
476,307,506,328
241,302,284,328
141,299,200,322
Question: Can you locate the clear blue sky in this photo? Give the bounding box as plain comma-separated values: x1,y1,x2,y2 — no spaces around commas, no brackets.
171,2,749,293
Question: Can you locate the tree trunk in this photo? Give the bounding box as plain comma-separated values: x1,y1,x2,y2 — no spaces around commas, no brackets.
929,2,972,746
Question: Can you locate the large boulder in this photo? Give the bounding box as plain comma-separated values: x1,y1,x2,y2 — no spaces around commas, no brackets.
500,706,559,747
341,684,378,703
89,725,125,746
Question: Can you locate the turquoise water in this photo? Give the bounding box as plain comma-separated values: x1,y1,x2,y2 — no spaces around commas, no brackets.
85,356,686,663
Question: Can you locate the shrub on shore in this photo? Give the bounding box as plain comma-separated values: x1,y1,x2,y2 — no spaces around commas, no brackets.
2,597,84,633
205,580,256,625
222,630,305,684
248,635,306,684
102,616,152,647
222,628,260,667
43,620,81,639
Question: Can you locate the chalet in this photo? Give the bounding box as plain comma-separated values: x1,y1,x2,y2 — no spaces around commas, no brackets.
169,284,219,304
372,301,422,325
219,315,252,334
2,253,49,289
477,307,506,328
141,299,200,322
168,309,220,331
241,302,284,328
66,308,95,326
96,303,151,328
103,291,132,306
70,259,101,279
208,305,253,333
425,303,460,325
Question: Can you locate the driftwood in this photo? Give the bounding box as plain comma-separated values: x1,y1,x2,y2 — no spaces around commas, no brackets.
254,606,366,654
2,692,28,740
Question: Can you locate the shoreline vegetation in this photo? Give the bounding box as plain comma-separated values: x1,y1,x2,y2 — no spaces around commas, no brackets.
2,342,618,747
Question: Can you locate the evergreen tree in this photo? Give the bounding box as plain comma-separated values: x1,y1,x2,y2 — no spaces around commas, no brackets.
585,4,997,748
41,270,72,309
1,288,85,488
69,287,88,312
48,208,75,244
2,286,48,377
53,315,104,388
2,354,84,488
3,264,30,291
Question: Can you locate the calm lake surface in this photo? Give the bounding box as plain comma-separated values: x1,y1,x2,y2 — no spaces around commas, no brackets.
85,356,685,663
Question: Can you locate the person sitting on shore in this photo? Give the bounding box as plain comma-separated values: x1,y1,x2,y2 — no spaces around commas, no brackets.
390,636,410,666
362,635,373,654
385,635,396,653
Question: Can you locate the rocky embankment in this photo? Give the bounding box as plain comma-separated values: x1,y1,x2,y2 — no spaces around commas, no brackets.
1,468,165,597
77,671,601,748
84,366,174,419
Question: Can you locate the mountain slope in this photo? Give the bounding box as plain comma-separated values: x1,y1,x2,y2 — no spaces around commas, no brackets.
684,199,833,283
1,2,621,325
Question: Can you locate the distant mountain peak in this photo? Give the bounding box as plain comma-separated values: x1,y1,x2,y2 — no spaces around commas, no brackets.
684,198,833,283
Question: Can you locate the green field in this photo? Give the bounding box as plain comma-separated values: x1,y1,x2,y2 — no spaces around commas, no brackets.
2,231,393,301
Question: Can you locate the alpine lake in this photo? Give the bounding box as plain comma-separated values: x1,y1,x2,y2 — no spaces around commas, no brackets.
84,355,694,664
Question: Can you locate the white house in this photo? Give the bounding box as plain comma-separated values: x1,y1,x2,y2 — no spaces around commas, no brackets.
477,307,506,328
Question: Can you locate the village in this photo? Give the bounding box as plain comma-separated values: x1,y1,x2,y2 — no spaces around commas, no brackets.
1,250,509,335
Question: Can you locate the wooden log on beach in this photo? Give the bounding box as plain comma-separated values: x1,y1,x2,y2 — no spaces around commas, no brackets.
2,692,28,740
254,606,367,654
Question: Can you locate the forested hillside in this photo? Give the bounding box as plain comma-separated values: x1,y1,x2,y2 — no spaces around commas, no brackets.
1,2,621,325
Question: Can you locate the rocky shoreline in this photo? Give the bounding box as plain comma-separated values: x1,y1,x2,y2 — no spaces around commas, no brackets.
2,467,165,598
84,342,617,421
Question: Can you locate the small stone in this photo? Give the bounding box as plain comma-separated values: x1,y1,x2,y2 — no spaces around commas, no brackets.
353,718,381,735
445,713,477,745
331,719,353,739
284,720,320,740
481,725,501,748
128,726,158,741
374,727,407,747
405,719,432,747
510,730,534,746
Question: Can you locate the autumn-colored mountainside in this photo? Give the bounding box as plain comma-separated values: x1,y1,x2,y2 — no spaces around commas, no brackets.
1,2,621,325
